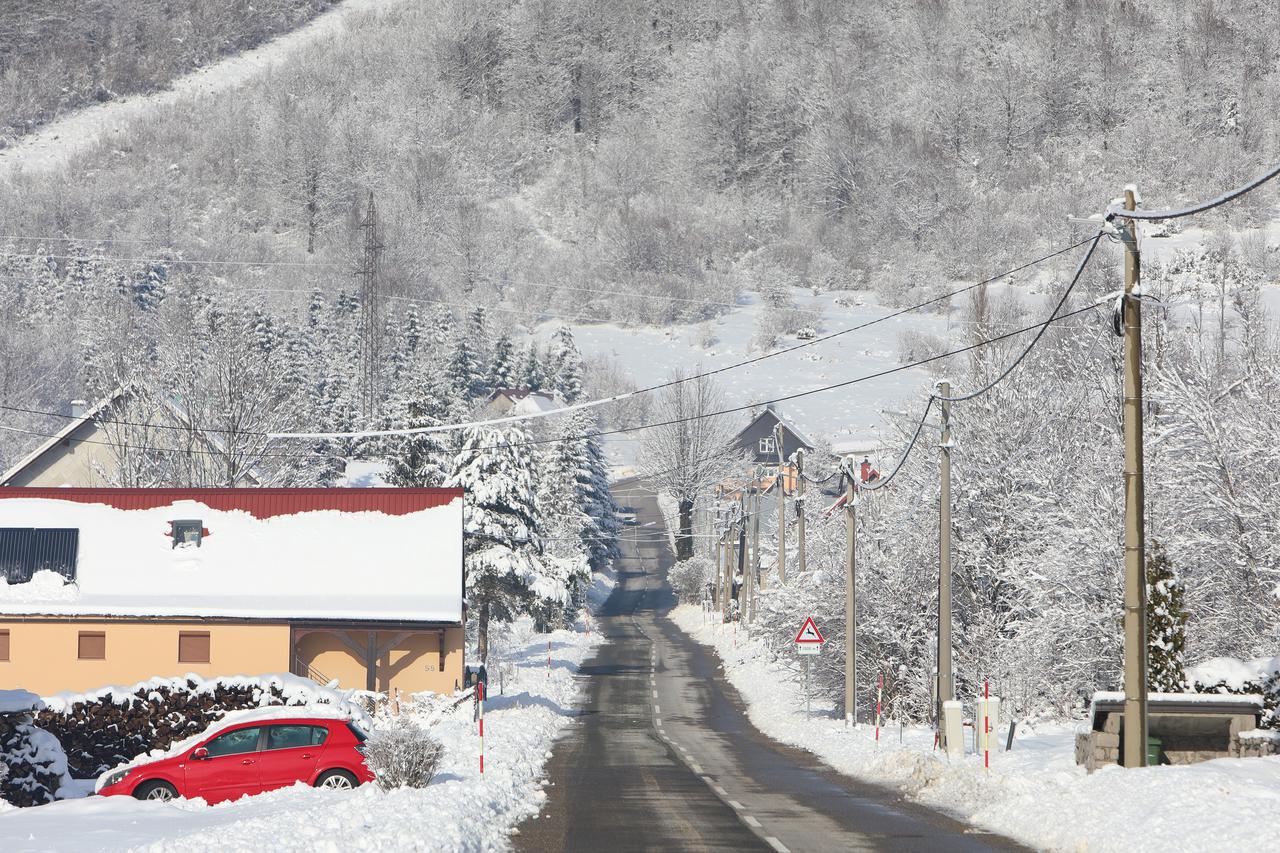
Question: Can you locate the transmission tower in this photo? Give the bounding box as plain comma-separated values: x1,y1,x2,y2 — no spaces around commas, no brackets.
355,191,384,421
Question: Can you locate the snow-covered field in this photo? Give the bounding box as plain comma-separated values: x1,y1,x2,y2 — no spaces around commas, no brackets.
0,620,601,853
670,605,1280,853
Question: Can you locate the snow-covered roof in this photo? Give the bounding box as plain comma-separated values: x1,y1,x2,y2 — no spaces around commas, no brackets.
0,494,463,623
510,392,560,416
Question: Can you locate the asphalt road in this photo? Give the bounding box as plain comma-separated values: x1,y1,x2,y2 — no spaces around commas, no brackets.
515,485,1030,853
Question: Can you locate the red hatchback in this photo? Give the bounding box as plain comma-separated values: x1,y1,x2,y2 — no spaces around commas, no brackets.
96,715,375,804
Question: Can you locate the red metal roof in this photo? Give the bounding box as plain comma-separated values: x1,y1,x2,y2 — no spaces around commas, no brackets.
0,488,462,519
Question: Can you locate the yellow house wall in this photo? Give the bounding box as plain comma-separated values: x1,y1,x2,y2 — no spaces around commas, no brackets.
296,627,466,696
3,420,120,487
0,620,292,695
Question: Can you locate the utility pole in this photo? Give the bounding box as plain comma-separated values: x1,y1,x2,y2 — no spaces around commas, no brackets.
796,448,807,576
774,422,787,584
713,523,723,609
355,190,385,422
843,459,857,727
750,470,761,623
937,380,954,748
1120,186,1149,768
722,521,734,624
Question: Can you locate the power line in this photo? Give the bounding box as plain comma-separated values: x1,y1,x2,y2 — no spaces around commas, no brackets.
0,251,344,269
0,300,1110,463
1107,162,1280,221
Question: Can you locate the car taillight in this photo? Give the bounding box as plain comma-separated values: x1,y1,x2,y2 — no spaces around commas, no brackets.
354,744,367,756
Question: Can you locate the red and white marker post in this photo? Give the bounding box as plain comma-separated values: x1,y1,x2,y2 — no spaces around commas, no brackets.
478,681,486,775
875,673,884,744
547,639,552,677
983,679,990,771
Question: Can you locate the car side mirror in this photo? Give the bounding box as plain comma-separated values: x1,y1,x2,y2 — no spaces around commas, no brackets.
191,747,210,761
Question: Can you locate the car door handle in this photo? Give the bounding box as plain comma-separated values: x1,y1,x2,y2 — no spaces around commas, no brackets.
241,758,255,765
301,753,313,759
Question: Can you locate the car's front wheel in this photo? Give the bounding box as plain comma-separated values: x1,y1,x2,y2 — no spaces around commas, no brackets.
133,780,179,802
314,769,359,790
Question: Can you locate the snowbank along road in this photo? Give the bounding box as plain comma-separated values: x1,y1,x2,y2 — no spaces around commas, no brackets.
517,481,1030,852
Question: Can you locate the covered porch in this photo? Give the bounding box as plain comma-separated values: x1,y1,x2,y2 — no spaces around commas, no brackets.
290,622,464,696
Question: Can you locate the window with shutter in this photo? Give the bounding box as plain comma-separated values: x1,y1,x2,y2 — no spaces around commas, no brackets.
78,631,105,660
0,629,9,661
178,631,210,663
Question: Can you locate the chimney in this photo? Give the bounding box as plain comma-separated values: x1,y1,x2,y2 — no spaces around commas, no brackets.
70,400,88,419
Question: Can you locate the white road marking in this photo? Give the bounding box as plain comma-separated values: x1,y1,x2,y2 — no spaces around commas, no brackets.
745,816,762,828
652,690,658,698
691,763,704,773
713,785,728,797
728,800,744,810
766,838,790,853
699,776,711,784
656,718,662,726
654,704,661,713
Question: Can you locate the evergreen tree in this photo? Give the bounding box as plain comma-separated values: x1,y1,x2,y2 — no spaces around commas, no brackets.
446,336,487,403
447,426,566,662
489,332,517,389
521,342,546,391
1147,540,1189,692
549,326,584,402
384,365,453,487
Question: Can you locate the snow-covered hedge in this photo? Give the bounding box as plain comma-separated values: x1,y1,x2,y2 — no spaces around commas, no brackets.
669,556,716,604
1,690,73,807
362,719,444,790
1188,656,1280,729
37,673,368,778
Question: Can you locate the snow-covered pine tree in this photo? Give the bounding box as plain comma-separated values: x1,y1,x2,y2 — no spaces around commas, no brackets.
569,407,621,573
520,342,546,391
549,326,584,402
445,336,487,403
489,332,517,390
1147,540,1189,692
384,366,453,487
447,426,566,661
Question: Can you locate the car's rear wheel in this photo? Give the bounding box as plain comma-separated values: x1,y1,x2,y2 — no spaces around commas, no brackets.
134,780,179,802
315,769,359,790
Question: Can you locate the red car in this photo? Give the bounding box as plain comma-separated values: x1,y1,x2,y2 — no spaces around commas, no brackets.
96,716,375,804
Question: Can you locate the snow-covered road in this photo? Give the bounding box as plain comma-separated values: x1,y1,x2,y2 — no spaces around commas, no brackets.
0,0,403,180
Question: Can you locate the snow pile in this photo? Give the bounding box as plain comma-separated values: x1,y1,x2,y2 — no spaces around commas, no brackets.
1,697,72,808
1188,656,1280,729
0,497,463,622
672,605,1280,853
39,673,369,778
0,620,603,852
0,691,43,715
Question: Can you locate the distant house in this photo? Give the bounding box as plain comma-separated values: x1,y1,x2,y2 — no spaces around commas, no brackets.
0,488,464,696
730,404,816,465
481,388,558,418
0,389,262,488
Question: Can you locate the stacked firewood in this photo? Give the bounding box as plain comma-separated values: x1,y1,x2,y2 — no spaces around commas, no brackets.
36,679,303,778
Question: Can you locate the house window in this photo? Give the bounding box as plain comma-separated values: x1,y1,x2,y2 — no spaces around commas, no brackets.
179,632,211,664
78,631,106,660
169,520,205,549
758,436,777,455
0,629,9,661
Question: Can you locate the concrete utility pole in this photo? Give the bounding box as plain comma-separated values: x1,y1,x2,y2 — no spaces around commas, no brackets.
843,461,857,726
937,380,954,747
1120,186,1149,768
750,473,761,623
722,521,735,623
774,423,787,584
714,525,724,608
796,448,807,576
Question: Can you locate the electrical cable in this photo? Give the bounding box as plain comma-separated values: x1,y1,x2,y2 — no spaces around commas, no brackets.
1107,162,1280,221
858,396,936,493
0,300,1110,462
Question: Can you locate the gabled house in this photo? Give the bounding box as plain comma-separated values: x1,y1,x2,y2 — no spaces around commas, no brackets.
0,488,464,696
0,389,262,488
730,404,816,465
481,388,558,418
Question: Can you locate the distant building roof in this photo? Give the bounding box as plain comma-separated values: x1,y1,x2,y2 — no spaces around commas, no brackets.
0,391,122,486
733,403,817,451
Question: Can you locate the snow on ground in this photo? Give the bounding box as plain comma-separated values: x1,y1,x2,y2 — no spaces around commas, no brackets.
0,0,405,179
0,620,602,852
670,605,1280,853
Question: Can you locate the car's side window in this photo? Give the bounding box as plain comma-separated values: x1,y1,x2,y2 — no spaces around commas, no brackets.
265,724,329,751
203,726,262,758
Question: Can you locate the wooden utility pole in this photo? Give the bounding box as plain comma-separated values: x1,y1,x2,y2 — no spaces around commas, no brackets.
1120,186,1149,768
843,461,857,726
937,380,954,747
774,423,787,584
796,448,807,576
722,521,735,623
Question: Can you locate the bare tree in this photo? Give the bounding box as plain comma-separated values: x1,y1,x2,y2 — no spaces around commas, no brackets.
636,370,735,560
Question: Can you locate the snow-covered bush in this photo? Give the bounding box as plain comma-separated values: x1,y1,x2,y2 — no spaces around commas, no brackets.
1,690,72,807
362,720,443,791
669,555,716,604
1188,657,1280,730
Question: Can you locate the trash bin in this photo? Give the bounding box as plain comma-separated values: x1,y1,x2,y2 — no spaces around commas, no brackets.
1147,735,1163,766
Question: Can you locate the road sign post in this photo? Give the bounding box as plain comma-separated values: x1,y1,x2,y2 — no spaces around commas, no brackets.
794,616,825,719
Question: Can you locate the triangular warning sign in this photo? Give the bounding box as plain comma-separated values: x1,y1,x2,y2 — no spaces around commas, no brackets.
794,616,825,644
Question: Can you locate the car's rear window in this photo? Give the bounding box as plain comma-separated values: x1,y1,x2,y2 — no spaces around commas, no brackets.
346,722,368,743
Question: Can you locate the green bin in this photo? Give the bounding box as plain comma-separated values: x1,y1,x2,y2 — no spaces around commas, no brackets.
1146,735,1163,766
